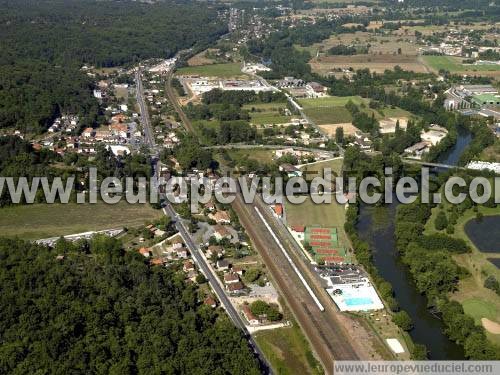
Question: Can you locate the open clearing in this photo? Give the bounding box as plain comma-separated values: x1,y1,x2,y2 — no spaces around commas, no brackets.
285,195,346,229
242,102,290,125
320,123,360,136
0,201,162,240
300,96,368,108
422,56,500,78
187,49,217,66
254,322,323,375
176,63,247,78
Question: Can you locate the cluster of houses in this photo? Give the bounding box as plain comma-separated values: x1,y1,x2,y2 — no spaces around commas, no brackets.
47,115,79,134
266,124,330,148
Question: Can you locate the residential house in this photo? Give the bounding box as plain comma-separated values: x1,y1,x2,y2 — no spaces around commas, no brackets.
226,281,245,294
224,272,240,285
209,210,231,224
138,247,151,258
242,305,259,326
183,260,195,273
204,296,217,308
216,259,230,271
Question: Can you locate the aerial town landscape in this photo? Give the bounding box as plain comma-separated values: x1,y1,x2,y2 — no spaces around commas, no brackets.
1,0,500,374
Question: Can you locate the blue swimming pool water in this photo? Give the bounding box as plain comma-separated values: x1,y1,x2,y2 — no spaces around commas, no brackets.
344,297,373,306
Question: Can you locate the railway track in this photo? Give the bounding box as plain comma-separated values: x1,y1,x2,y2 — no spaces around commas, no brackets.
233,195,362,373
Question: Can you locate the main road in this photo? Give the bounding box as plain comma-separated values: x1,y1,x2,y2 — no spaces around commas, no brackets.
135,69,155,148
136,65,272,373
162,203,272,374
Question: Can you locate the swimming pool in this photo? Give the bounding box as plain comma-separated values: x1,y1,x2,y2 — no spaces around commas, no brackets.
344,297,374,306
326,282,384,311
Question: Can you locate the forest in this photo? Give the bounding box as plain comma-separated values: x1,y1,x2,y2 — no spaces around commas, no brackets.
0,0,226,133
0,236,261,374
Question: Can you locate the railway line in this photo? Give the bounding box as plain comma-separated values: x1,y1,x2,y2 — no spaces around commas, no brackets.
165,66,364,374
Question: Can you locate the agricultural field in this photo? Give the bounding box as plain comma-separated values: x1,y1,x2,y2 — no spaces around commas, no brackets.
0,201,163,240
187,49,217,66
176,63,247,78
242,102,291,125
422,56,500,77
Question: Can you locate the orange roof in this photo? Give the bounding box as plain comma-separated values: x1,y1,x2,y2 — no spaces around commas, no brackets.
150,258,164,265
139,247,150,255
204,297,216,307
273,204,283,216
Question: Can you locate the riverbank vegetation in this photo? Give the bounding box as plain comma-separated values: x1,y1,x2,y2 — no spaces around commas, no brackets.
394,171,500,359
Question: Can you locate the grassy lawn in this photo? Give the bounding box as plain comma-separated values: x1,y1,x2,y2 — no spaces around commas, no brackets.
299,96,368,109
304,107,353,125
254,322,323,375
176,63,247,78
242,102,290,125
285,196,346,229
0,201,162,240
422,56,500,73
300,158,343,178
223,148,276,166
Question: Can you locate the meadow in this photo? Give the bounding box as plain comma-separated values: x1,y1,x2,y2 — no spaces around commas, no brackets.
0,201,162,240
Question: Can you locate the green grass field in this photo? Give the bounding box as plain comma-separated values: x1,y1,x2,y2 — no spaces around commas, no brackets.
254,323,323,375
285,196,346,229
423,56,500,73
243,102,290,125
304,107,353,125
462,298,499,324
0,201,162,240
224,148,276,166
176,63,247,78
299,96,368,109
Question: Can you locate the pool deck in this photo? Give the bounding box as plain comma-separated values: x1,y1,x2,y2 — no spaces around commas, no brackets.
326,280,384,312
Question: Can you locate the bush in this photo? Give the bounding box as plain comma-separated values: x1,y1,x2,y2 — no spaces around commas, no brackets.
392,310,413,331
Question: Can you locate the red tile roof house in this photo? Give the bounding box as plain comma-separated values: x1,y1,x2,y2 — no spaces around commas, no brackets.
138,247,151,258
209,210,231,224
242,305,259,326
226,281,245,294
183,260,195,273
204,296,217,308
206,245,224,259
223,272,240,285
231,266,244,276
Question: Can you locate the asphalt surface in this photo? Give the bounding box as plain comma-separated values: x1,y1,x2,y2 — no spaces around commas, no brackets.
135,70,156,148
161,202,272,374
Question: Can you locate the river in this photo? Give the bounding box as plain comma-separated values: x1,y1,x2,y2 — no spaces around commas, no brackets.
356,129,473,359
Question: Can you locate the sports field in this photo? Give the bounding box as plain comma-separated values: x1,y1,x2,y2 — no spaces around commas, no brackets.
176,63,247,78
0,201,162,240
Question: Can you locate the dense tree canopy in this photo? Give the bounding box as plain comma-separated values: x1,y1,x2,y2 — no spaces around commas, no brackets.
0,237,261,374
0,0,226,132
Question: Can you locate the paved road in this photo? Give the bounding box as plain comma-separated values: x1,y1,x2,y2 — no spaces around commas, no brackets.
162,202,272,374
135,69,156,148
